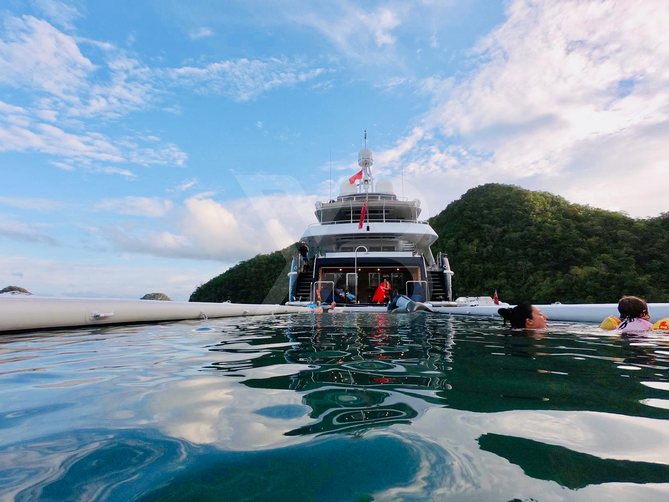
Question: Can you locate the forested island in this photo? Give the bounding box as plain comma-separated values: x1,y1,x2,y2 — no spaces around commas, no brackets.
190,184,668,305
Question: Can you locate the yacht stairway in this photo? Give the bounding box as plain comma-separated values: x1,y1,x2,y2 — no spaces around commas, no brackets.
428,270,448,302
294,265,313,302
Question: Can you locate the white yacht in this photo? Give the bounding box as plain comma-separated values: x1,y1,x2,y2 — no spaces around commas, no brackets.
287,140,454,310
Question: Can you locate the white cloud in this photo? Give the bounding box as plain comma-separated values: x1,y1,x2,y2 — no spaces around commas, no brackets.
0,100,27,115
0,196,67,211
0,15,157,118
0,17,187,172
49,160,76,171
33,0,82,30
173,178,198,192
0,214,58,245
67,53,157,119
189,27,214,39
293,2,403,61
0,100,187,171
125,141,188,168
556,123,669,217
101,187,318,262
34,107,58,121
96,197,174,217
383,0,669,217
95,165,137,178
0,15,94,98
0,15,325,175
169,57,327,101
0,113,123,161
372,8,401,47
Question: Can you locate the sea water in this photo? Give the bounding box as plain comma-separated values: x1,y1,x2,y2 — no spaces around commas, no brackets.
1,313,669,501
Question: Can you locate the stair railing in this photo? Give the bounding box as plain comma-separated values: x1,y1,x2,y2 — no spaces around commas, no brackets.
420,255,431,300
405,280,428,302
288,256,299,302
312,281,335,305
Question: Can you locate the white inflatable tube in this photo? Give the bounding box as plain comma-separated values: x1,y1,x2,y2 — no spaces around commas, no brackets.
432,303,669,323
0,296,309,332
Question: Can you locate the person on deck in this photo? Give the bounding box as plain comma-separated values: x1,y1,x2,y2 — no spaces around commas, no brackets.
371,277,392,304
498,302,548,329
297,241,309,267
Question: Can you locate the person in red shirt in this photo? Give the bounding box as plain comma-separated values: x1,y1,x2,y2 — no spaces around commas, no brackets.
371,277,391,304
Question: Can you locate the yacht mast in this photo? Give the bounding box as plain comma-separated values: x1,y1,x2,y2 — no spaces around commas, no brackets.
358,130,373,230
358,130,374,194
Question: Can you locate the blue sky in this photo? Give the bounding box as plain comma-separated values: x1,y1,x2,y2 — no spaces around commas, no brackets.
1,0,668,300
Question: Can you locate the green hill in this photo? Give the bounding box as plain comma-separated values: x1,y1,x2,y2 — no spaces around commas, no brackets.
189,184,668,304
430,183,668,304
189,247,293,304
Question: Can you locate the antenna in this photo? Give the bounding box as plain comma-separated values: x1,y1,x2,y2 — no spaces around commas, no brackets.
357,130,373,194
329,148,332,201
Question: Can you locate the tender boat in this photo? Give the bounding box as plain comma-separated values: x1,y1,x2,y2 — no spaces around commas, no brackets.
287,138,453,311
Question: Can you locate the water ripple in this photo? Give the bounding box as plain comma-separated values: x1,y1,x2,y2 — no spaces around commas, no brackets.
0,313,668,499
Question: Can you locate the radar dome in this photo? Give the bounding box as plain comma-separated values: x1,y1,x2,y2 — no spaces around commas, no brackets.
340,180,356,196
376,179,394,194
358,148,373,168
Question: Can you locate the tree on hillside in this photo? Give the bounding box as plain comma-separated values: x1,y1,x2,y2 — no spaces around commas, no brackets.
190,247,293,304
430,184,668,304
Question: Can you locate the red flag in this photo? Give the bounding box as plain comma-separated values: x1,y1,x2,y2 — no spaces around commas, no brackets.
358,200,367,229
349,169,363,184
493,289,499,305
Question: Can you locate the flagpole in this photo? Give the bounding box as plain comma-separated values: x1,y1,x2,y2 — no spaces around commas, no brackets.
356,130,373,231
366,187,369,231
365,130,370,231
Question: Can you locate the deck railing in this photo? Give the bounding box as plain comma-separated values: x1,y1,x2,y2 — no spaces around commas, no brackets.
308,218,431,227
316,194,417,205
312,281,335,304
405,280,429,302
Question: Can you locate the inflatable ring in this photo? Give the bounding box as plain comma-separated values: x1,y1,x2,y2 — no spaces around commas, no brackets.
652,318,669,331
599,315,621,330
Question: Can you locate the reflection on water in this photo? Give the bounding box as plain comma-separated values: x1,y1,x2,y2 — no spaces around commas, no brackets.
1,313,669,500
478,432,669,489
210,313,669,420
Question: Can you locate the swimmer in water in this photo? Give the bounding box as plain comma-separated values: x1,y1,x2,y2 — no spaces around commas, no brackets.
498,302,548,329
617,296,652,333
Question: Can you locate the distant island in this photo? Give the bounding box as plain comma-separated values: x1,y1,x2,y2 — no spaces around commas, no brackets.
141,293,172,301
190,184,669,305
0,286,32,295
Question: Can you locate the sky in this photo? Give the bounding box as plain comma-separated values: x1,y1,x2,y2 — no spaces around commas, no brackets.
1,0,668,300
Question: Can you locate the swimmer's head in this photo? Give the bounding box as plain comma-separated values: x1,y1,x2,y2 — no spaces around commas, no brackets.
617,296,649,320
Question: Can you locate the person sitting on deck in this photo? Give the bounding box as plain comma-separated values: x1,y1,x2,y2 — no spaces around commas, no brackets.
334,288,353,303
371,277,391,304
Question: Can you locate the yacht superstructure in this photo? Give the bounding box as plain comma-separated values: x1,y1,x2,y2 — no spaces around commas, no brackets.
287,138,453,308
